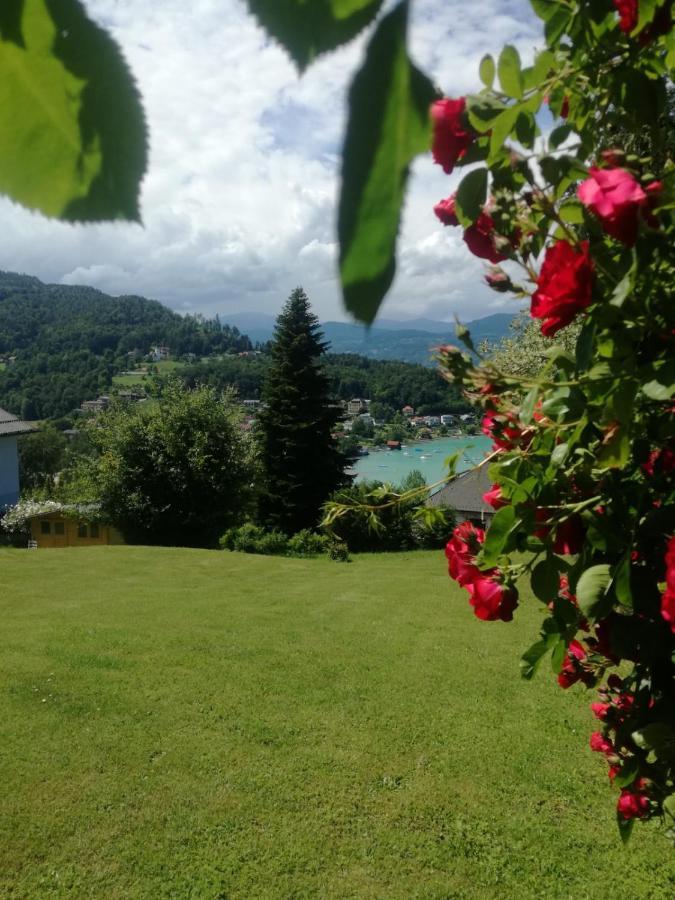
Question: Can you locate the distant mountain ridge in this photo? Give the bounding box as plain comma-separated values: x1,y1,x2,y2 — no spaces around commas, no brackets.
226,311,515,365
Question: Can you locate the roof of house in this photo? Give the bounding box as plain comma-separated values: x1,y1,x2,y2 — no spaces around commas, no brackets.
0,407,36,438
426,465,493,513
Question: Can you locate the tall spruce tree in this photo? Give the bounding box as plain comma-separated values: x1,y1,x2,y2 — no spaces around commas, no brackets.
257,288,347,533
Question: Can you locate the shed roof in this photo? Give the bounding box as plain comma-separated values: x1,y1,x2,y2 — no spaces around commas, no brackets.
426,465,493,513
0,407,35,437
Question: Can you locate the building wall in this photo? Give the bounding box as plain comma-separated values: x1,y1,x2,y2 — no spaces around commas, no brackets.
29,515,125,548
0,435,19,509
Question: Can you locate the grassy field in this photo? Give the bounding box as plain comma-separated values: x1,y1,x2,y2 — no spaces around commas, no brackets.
1,547,673,899
112,359,185,388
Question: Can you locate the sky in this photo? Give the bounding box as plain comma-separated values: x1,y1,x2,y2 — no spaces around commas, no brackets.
0,0,542,324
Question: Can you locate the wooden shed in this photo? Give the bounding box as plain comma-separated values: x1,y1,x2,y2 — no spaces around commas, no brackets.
28,509,124,548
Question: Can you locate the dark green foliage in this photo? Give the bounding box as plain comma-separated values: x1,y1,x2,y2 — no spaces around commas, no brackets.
220,524,329,557
257,288,347,534
18,426,67,491
325,480,417,553
81,381,254,547
0,272,252,418
180,351,469,415
338,1,436,323
246,0,383,72
220,523,289,555
0,0,146,222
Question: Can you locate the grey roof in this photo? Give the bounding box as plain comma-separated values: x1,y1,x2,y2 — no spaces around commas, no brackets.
0,407,36,437
426,464,493,514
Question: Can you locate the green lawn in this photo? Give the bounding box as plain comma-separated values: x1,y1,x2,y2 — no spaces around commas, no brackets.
1,548,672,898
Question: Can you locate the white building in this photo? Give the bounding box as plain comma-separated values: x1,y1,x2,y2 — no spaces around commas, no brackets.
0,407,35,510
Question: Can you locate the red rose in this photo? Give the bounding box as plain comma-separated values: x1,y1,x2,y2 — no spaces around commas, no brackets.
534,512,584,555
590,731,614,754
560,96,570,119
578,167,647,245
431,98,473,174
483,484,506,509
481,410,522,451
467,573,518,622
434,194,459,226
530,240,594,336
463,212,507,264
590,701,611,720
617,787,650,820
661,535,675,632
445,521,485,586
558,639,593,689
613,0,638,33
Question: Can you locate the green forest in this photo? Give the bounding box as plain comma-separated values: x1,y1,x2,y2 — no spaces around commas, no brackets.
0,272,252,418
0,272,468,419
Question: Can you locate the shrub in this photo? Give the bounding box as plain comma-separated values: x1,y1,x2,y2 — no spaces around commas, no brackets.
219,523,288,555
286,529,329,557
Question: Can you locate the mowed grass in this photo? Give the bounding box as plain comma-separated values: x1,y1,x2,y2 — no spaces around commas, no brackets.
1,548,673,899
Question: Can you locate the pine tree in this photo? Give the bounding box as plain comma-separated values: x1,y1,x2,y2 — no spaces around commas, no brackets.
257,288,347,534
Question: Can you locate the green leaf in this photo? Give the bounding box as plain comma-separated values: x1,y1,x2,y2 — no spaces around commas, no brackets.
246,0,383,71
514,111,537,148
550,442,569,467
559,199,584,224
454,168,488,226
481,505,517,566
550,124,572,149
488,105,519,160
663,793,675,825
550,636,568,674
614,553,633,609
466,95,507,133
479,54,495,88
338,1,436,325
519,386,539,426
633,0,660,34
0,0,147,222
617,813,634,844
545,7,571,44
520,639,551,680
631,723,675,753
532,48,556,81
530,0,562,21
613,759,640,789
497,45,523,99
531,558,560,602
641,359,675,401
576,564,612,622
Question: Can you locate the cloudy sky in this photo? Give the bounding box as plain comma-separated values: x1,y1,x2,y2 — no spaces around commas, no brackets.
1,0,542,324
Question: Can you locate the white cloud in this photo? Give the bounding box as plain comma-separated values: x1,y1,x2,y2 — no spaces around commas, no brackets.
0,0,539,325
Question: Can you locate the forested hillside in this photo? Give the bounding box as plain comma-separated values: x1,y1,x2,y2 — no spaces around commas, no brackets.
0,272,252,418
179,353,470,415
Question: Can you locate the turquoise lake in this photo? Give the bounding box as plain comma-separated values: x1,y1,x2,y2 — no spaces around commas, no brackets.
350,435,493,488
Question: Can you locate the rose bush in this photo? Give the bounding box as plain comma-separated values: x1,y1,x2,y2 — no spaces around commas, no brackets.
434,0,674,842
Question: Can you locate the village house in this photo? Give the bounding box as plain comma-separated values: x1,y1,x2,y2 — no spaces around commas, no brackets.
347,398,370,416
0,407,35,510
425,466,495,528
401,405,414,417
80,395,111,414
150,344,170,361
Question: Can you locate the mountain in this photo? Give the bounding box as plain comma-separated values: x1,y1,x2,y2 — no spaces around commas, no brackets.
0,272,252,419
225,311,515,365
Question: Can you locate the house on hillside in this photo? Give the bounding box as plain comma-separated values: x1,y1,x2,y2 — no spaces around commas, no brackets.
0,407,35,510
426,465,495,527
150,345,170,361
347,398,370,416
402,405,415,417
